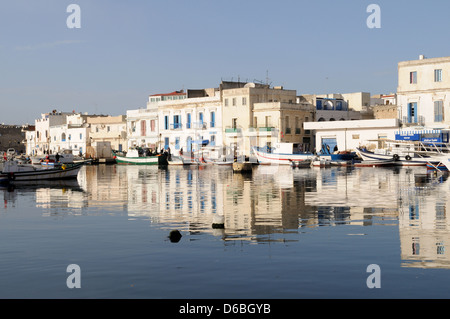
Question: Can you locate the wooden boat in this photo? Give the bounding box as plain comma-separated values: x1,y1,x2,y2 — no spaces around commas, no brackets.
354,159,396,167
356,145,436,166
113,149,168,165
252,143,315,165
1,160,82,181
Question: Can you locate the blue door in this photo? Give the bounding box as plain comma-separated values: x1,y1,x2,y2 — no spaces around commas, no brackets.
321,138,337,154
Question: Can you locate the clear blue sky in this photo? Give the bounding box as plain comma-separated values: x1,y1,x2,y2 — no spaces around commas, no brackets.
1,0,450,124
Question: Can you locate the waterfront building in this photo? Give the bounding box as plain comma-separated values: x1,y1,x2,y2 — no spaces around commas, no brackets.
48,113,92,156
298,92,371,122
33,111,72,155
0,124,28,154
156,89,222,157
222,82,314,156
86,115,127,158
397,55,450,128
371,94,399,120
304,118,400,152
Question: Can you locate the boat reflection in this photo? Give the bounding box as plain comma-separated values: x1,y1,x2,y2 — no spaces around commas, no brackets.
6,163,450,269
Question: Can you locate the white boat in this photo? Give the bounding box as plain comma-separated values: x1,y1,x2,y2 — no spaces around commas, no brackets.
113,149,168,165
1,160,82,181
252,143,315,165
356,141,439,166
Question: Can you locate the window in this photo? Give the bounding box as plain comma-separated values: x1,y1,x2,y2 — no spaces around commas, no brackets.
435,69,443,82
173,115,181,129
232,98,236,106
410,71,417,84
187,113,191,129
408,102,418,123
253,116,257,128
107,126,110,132
242,97,247,105
232,118,237,129
336,101,343,110
150,120,155,132
164,116,169,130
79,133,83,140
265,116,271,127
285,116,291,134
295,117,300,134
316,100,323,110
224,99,228,107
210,111,215,128
61,133,66,142
199,112,204,125
434,101,444,122
141,120,146,136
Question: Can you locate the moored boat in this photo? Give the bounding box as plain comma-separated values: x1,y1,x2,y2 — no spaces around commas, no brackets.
1,160,82,181
354,159,396,167
113,149,168,165
252,143,315,165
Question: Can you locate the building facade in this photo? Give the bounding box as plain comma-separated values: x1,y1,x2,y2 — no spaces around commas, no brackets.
397,55,450,128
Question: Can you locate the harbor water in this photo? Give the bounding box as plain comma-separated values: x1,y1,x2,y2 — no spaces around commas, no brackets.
0,163,449,299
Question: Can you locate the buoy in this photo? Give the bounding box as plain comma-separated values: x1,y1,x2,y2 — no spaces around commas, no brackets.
168,230,182,243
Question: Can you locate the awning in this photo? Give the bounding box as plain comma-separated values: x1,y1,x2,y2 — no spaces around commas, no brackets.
192,140,209,145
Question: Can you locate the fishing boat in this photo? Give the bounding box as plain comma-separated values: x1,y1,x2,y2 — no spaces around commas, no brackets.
356,146,435,166
1,160,82,181
252,143,315,165
113,149,168,165
354,159,396,167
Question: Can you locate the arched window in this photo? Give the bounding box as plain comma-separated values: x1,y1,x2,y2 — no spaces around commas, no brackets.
62,133,66,141
318,118,325,122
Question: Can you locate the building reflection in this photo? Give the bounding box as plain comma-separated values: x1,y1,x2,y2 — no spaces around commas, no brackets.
4,162,450,269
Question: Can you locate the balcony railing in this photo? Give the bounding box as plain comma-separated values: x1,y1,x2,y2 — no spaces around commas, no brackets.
225,128,242,133
170,123,183,130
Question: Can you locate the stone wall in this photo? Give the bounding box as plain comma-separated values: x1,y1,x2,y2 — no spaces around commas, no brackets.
0,125,26,153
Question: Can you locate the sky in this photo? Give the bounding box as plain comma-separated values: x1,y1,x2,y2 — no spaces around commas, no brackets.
1,0,450,125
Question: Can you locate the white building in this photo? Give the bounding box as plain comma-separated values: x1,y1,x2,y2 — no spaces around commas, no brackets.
49,113,90,156
304,118,400,152
33,111,72,155
397,55,450,128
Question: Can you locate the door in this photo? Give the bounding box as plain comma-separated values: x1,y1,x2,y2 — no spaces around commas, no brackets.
321,137,337,154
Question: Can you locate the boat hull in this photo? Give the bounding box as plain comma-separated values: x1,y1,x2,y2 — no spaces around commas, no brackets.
253,147,314,165
356,148,434,166
3,164,82,181
114,154,168,165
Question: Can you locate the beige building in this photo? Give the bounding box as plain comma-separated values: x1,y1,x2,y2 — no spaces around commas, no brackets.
397,55,450,127
222,82,313,156
87,115,127,155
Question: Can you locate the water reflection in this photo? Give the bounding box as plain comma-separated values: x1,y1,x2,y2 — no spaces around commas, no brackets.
3,163,450,269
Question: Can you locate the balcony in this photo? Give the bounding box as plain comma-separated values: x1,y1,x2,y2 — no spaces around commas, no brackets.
170,123,183,130
225,128,242,133
258,127,274,132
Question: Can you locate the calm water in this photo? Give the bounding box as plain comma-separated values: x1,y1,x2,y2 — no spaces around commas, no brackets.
0,163,450,299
